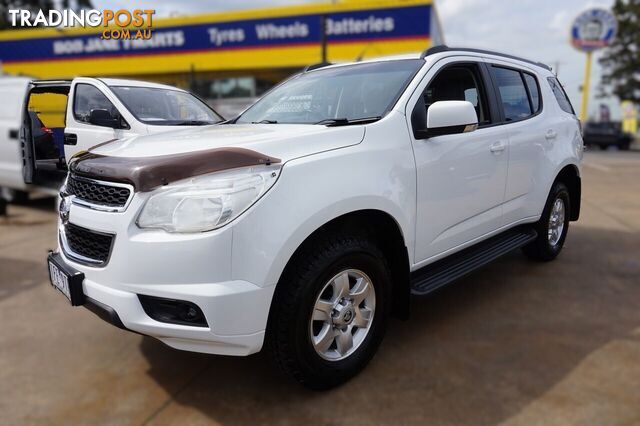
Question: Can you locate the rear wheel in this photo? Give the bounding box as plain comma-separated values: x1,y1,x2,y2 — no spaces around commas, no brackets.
523,182,570,261
267,233,391,390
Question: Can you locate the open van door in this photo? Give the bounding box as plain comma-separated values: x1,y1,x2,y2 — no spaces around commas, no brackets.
21,80,70,190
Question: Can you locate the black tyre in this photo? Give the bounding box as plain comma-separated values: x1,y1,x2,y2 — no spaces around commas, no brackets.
599,144,608,151
0,188,28,204
522,182,570,262
267,232,391,390
619,142,630,151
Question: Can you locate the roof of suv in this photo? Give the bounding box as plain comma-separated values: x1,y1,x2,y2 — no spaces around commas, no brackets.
307,45,551,74
421,45,551,71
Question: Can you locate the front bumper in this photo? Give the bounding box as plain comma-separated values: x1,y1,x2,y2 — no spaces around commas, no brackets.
55,195,276,356
76,265,275,355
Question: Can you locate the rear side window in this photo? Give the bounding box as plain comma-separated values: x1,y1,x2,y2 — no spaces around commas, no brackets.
492,67,532,121
523,73,541,114
547,77,575,115
73,84,119,124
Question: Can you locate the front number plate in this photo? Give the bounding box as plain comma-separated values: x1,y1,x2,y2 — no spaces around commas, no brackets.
47,252,85,306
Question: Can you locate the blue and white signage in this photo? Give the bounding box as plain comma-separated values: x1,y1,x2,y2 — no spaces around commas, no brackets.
571,8,617,52
0,5,431,63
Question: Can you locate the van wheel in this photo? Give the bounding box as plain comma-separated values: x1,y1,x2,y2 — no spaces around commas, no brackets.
523,182,570,262
0,188,28,204
267,233,391,390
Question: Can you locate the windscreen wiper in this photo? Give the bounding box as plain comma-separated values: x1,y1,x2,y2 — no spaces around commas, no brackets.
314,116,382,126
252,119,278,124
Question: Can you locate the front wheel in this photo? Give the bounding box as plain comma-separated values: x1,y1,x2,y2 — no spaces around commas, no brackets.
522,182,570,261
267,233,391,390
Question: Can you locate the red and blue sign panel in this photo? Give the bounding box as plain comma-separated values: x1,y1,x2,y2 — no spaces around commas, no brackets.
0,5,432,63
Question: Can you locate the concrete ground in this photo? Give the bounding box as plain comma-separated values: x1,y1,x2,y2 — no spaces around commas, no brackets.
0,151,639,426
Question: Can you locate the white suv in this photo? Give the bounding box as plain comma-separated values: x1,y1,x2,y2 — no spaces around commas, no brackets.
43,46,583,389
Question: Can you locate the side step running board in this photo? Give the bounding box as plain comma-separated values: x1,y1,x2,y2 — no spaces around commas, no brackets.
410,227,537,296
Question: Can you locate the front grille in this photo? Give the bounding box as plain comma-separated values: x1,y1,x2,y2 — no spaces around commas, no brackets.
62,223,114,265
66,174,131,209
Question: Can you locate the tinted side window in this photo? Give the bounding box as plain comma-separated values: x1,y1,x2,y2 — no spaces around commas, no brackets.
547,77,575,115
73,84,119,124
523,73,541,114
493,67,532,121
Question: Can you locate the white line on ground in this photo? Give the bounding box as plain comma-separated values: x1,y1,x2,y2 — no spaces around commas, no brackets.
583,161,611,173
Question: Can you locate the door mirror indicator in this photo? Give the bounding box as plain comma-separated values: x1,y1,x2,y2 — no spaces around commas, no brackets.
89,109,120,128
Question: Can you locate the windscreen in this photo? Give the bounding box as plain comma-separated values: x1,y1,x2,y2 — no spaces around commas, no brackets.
111,86,223,126
236,59,423,124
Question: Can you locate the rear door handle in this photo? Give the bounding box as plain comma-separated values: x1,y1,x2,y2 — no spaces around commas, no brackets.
545,129,558,140
64,133,78,146
490,141,506,153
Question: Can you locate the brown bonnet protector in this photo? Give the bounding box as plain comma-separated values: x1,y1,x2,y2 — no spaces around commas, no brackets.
69,147,281,192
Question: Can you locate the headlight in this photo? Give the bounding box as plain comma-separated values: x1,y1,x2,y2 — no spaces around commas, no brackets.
137,165,280,233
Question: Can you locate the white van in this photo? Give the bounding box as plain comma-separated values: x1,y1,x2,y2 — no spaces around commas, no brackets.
6,77,224,197
0,76,33,202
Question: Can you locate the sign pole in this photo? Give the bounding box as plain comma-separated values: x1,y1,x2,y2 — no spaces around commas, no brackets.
579,51,593,122
571,8,617,122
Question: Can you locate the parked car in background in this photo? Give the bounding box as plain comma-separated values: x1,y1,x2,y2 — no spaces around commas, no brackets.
582,121,633,150
41,47,583,390
9,78,224,198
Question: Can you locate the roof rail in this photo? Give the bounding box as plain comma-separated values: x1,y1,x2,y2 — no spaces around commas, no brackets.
421,45,551,71
304,62,332,72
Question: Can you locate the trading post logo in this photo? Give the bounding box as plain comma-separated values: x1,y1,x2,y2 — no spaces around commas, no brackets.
8,9,155,40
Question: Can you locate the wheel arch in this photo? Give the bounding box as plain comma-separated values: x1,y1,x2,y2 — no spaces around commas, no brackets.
272,209,411,321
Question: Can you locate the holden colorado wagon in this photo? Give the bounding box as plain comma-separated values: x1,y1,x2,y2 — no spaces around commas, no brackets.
32,46,583,390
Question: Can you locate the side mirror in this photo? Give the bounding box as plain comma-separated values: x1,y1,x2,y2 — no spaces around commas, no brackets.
416,101,478,139
89,109,119,128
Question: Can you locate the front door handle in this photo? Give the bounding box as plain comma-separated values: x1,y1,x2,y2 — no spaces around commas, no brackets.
545,129,558,140
8,129,18,140
490,141,506,153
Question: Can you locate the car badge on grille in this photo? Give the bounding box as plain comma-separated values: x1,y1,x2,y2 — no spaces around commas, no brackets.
59,194,74,225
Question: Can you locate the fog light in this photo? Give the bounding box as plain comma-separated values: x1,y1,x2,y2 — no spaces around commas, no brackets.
138,295,208,327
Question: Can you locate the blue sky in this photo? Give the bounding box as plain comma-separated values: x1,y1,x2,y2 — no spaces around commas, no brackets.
93,0,619,119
